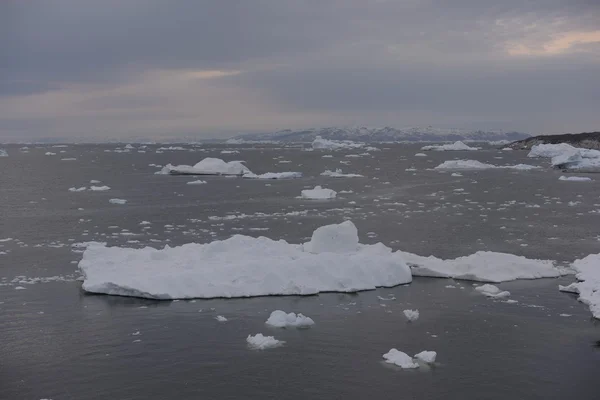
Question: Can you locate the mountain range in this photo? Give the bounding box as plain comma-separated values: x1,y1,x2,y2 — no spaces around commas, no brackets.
234,126,530,143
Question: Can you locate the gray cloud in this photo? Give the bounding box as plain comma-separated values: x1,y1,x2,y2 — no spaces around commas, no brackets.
1,0,599,140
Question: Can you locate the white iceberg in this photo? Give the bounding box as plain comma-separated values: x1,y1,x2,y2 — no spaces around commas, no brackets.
157,158,250,176
312,136,364,150
246,334,284,350
301,186,337,199
421,141,479,151
528,143,577,158
0,149,7,157
69,187,87,192
187,180,207,185
559,176,592,181
401,250,564,283
215,315,228,322
265,310,315,328
320,169,363,178
243,171,302,179
414,351,437,364
78,221,412,299
414,153,427,157
403,309,419,322
560,253,600,319
434,160,539,171
382,349,419,369
528,143,600,171
90,185,110,191
109,198,127,205
475,284,511,299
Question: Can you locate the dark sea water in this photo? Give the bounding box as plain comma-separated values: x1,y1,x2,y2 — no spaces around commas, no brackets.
1,143,599,400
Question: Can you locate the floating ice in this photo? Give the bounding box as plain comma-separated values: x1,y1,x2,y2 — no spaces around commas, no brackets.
434,160,539,170
475,284,511,299
560,253,600,319
0,149,7,157
158,158,250,176
382,349,419,369
414,153,427,157
320,169,363,178
243,171,302,179
414,351,437,364
401,250,564,283
187,180,207,185
78,221,412,299
301,186,337,199
265,310,315,328
422,141,479,151
559,176,592,182
69,187,87,192
403,309,419,321
215,315,228,322
90,185,111,191
109,199,127,205
529,143,600,171
246,334,284,350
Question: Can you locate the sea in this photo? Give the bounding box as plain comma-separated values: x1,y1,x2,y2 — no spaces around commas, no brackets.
1,142,599,400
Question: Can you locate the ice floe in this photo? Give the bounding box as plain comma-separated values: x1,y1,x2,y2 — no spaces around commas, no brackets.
320,169,363,178
382,349,419,369
78,221,412,299
186,180,207,185
434,160,539,171
265,310,315,328
528,143,600,171
0,149,7,157
401,251,565,283
559,176,592,182
157,158,250,176
403,309,419,321
301,186,337,199
475,284,511,299
243,171,302,179
560,253,600,319
414,351,437,364
312,136,364,150
109,199,127,205
421,141,479,151
247,334,284,350
90,185,111,191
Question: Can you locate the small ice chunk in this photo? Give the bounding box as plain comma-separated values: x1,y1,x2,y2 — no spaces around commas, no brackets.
90,185,110,191
403,309,419,321
69,187,87,192
414,351,437,364
109,199,127,205
187,180,207,185
246,333,284,350
559,176,592,182
301,186,337,200
382,349,419,369
215,315,228,322
475,284,510,298
265,310,315,328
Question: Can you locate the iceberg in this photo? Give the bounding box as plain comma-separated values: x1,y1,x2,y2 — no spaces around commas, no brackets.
312,136,364,150
403,309,419,321
301,186,337,199
90,185,110,191
186,180,207,185
320,169,363,178
243,171,302,179
560,254,600,319
382,349,419,369
0,149,8,157
475,284,511,299
528,143,600,171
157,158,251,176
414,351,436,364
109,198,127,205
401,250,564,283
265,310,315,328
559,176,592,182
78,221,413,299
246,334,284,350
421,141,479,151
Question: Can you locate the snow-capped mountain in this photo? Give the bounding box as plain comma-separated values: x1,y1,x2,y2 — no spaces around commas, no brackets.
234,126,530,143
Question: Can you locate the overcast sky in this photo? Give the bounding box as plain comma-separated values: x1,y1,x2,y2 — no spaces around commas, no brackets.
1,0,599,141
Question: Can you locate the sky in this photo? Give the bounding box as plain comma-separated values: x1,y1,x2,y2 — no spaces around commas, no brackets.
1,0,599,141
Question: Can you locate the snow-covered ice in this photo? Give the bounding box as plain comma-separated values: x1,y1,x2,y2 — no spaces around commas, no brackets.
215,315,228,322
559,176,592,182
401,250,564,283
246,334,284,350
529,143,600,171
265,310,315,328
301,186,337,200
421,141,479,151
560,253,600,319
414,153,427,157
187,180,207,185
243,171,302,179
434,160,539,170
158,158,250,176
78,221,412,299
90,185,111,191
382,349,419,369
403,309,419,321
320,169,363,178
69,187,87,192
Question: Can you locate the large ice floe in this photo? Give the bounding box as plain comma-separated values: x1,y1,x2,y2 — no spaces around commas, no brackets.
434,160,539,171
157,158,250,176
528,143,600,172
400,251,565,283
311,136,364,150
320,169,363,178
0,149,8,157
265,310,315,328
246,334,284,350
421,141,479,151
559,254,600,319
300,186,337,199
78,221,413,299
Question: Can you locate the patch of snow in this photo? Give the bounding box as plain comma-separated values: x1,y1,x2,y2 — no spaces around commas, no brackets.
422,141,479,151
402,250,564,282
265,310,315,328
301,186,337,200
78,221,412,299
246,333,284,350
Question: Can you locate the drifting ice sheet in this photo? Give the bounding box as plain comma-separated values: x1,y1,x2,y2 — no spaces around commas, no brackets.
401,250,564,283
78,221,412,299
301,186,337,199
528,143,600,171
559,176,592,181
421,141,479,151
0,149,8,157
560,254,600,319
320,169,363,178
158,158,250,176
243,171,302,179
